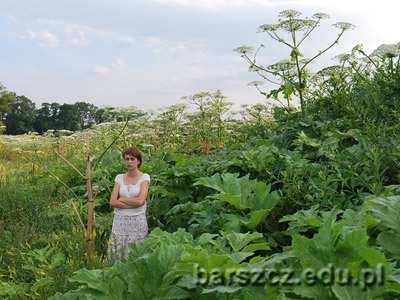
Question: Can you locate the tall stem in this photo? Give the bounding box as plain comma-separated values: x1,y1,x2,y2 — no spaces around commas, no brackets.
86,153,95,265
290,17,305,117
295,54,305,117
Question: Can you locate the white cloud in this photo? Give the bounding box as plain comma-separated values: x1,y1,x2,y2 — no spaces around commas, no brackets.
93,66,112,76
65,25,89,47
142,35,206,56
153,0,279,9
153,0,398,9
26,26,89,48
117,36,136,47
143,36,163,45
93,58,126,76
16,19,137,49
111,58,126,70
27,30,59,48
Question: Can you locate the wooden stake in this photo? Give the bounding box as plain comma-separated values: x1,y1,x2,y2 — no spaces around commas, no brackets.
202,139,210,155
85,153,95,264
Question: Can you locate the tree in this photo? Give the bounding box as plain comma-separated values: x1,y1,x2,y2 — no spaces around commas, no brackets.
235,9,354,117
50,103,61,122
94,107,115,124
74,102,98,129
0,84,16,124
5,95,36,134
34,102,53,133
57,103,81,131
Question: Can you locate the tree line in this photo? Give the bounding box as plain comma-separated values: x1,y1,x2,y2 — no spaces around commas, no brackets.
0,84,144,135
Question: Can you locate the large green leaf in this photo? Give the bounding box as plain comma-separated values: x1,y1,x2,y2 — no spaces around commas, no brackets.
332,285,379,300
194,173,242,195
279,205,322,234
240,209,270,230
291,209,389,299
194,173,280,229
377,232,400,258
363,195,400,259
68,269,107,293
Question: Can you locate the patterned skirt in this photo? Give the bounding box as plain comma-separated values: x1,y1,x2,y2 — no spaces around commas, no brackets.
107,213,148,263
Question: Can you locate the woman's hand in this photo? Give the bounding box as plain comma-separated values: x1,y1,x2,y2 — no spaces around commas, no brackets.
118,181,149,207
109,182,121,208
109,180,150,209
110,198,138,209
110,198,122,208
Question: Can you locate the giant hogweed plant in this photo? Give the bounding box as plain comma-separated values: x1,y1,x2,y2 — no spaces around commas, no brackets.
235,9,354,117
49,229,274,299
194,173,280,231
288,209,400,299
362,193,400,261
182,90,233,155
311,42,400,95
49,208,400,299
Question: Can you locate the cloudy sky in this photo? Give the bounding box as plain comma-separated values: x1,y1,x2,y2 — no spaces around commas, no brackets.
1,0,399,111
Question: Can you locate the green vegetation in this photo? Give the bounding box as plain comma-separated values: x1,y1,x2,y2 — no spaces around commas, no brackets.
1,9,400,300
0,91,144,135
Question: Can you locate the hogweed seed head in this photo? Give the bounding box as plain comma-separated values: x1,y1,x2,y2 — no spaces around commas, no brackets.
371,43,400,58
247,81,264,87
333,22,356,31
334,53,352,63
312,13,330,20
351,43,364,53
258,24,279,32
279,9,302,19
233,45,254,55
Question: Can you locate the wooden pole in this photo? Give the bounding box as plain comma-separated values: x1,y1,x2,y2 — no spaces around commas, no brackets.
85,154,95,263
202,139,210,155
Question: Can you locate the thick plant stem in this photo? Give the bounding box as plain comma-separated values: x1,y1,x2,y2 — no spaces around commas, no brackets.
86,153,95,264
294,52,305,118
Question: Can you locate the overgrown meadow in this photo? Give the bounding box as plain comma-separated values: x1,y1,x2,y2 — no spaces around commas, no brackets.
1,10,400,300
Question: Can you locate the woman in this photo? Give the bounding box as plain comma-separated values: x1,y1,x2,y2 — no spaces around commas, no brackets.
108,146,150,262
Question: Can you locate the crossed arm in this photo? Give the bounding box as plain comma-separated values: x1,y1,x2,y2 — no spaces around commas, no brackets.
109,181,150,209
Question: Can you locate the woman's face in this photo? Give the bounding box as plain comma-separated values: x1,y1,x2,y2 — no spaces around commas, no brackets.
124,155,140,170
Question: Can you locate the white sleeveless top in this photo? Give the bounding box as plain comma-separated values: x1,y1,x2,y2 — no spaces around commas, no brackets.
114,173,150,216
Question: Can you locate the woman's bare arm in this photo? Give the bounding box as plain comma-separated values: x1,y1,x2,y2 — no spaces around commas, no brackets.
109,182,132,209
118,181,150,207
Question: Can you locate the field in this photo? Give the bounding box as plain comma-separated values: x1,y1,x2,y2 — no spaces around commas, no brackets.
2,52,400,299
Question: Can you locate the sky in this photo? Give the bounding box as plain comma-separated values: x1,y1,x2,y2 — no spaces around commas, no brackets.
0,0,399,111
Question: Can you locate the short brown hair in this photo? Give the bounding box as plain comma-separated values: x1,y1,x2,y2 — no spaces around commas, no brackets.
122,146,142,167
